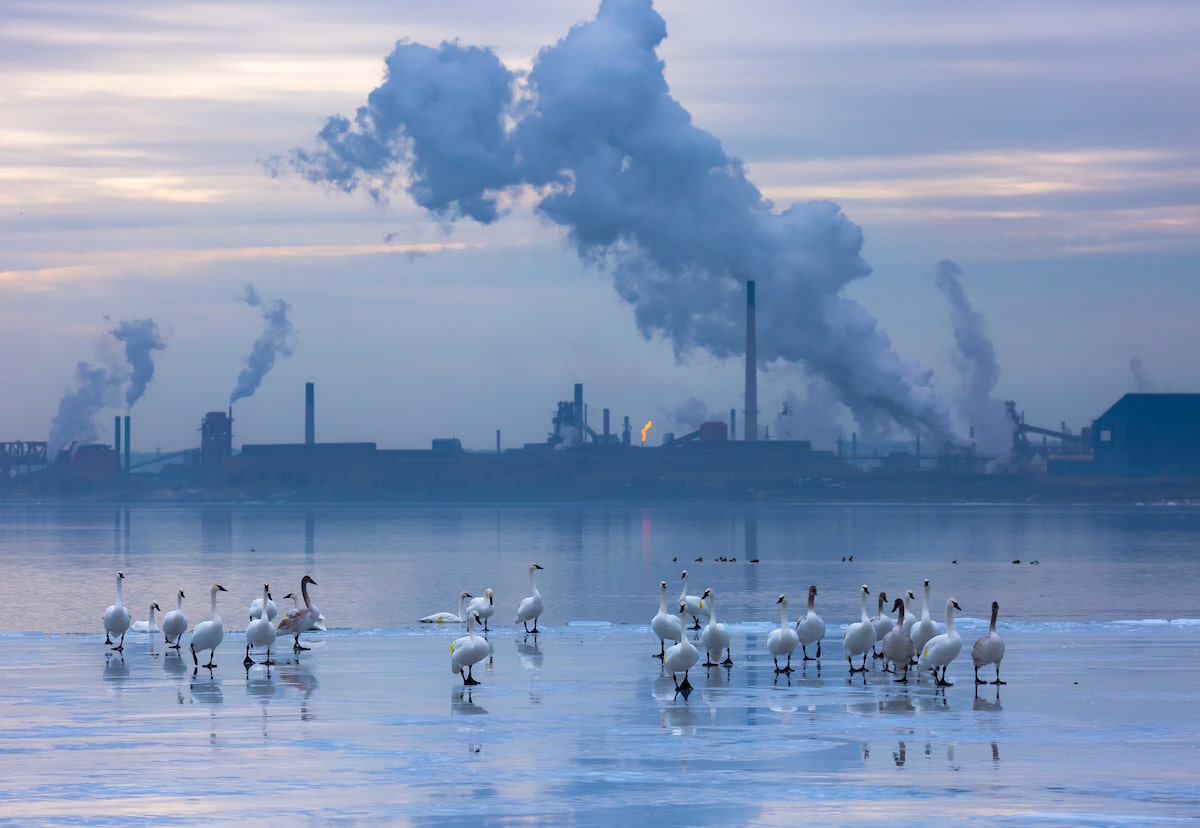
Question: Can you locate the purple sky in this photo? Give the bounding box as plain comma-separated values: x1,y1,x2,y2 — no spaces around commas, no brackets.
2,1,1197,455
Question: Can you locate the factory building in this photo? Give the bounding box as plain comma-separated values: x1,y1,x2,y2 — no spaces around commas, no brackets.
1091,393,1200,477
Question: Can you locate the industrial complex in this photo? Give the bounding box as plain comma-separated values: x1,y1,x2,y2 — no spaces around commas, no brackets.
4,282,1199,503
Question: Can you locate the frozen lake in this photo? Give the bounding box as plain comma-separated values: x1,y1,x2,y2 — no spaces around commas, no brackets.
1,502,1198,824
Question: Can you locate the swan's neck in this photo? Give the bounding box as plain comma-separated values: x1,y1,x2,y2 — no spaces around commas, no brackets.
708,596,718,624
148,604,156,623
860,592,870,623
779,601,788,629
896,603,906,626
945,603,956,633
116,577,124,606
209,588,219,619
658,587,668,614
807,592,816,613
301,580,312,608
989,605,999,634
530,569,540,597
176,592,184,611
458,594,467,615
921,585,931,619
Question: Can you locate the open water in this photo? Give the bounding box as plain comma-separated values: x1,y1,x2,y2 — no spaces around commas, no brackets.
0,502,1198,825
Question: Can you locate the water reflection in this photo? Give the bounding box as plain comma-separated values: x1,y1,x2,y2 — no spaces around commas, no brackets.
103,653,129,692
279,662,318,720
974,685,1003,711
516,635,543,669
189,672,223,705
451,686,488,716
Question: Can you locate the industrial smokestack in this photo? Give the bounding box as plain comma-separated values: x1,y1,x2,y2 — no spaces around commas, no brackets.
603,408,610,443
730,408,736,441
574,383,584,438
744,280,758,442
123,415,130,473
113,416,121,475
305,382,315,445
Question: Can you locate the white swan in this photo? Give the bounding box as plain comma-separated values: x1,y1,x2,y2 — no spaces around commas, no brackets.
663,601,700,691
282,591,326,631
917,597,964,686
794,584,825,661
450,610,490,685
678,570,708,630
870,590,893,656
842,584,875,673
276,575,320,651
901,589,918,636
466,588,495,631
421,591,472,624
881,596,915,682
245,583,277,667
161,589,187,649
972,600,1007,685
131,602,161,634
515,563,544,633
651,580,683,658
700,588,732,666
767,594,800,673
103,571,131,651
909,578,942,662
248,593,278,622
190,583,228,669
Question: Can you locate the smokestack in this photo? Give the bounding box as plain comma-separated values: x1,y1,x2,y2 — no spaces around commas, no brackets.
113,416,121,475
123,415,130,472
305,382,315,445
574,383,584,436
603,408,610,443
744,280,758,442
496,429,501,454
730,408,736,441
622,416,631,447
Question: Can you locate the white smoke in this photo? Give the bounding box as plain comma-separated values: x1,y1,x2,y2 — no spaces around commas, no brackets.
112,318,165,409
775,378,847,449
230,286,297,405
280,0,962,445
934,260,1010,453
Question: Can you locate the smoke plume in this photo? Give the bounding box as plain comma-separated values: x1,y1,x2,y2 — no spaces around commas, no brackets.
282,0,961,444
1129,357,1155,392
48,362,116,454
934,260,1009,452
112,318,165,409
230,286,297,405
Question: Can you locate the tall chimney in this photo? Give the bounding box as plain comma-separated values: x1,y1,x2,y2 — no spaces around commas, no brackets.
123,415,130,472
305,382,315,445
730,408,737,441
574,383,584,435
603,408,610,443
114,416,122,475
744,280,758,442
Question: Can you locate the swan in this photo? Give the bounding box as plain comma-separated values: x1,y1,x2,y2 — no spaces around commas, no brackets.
916,597,964,686
870,590,893,656
248,593,278,623
450,610,490,685
699,588,732,666
282,591,326,631
131,602,161,634
103,571,132,651
881,596,915,682
663,601,700,691
515,563,544,633
276,575,320,651
766,594,800,673
651,580,683,658
901,589,918,636
421,591,472,624
190,583,228,669
972,600,1007,685
244,583,277,667
466,588,495,632
842,584,875,673
794,584,826,661
161,589,188,649
678,570,708,630
909,579,942,662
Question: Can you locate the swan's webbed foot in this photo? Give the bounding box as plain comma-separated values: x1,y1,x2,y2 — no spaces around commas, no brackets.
105,634,112,645
721,656,733,666
203,661,217,669
703,658,717,667
992,678,1006,685
243,648,254,668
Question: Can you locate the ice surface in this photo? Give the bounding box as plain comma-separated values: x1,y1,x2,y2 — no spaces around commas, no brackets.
1,624,1198,826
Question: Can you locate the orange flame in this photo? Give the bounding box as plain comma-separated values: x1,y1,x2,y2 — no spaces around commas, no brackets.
641,420,652,443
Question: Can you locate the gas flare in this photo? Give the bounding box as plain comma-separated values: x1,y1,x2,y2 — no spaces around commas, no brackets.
640,421,652,444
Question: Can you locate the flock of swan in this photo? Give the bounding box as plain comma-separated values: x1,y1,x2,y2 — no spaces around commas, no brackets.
103,571,324,670
103,562,1006,693
654,572,1006,693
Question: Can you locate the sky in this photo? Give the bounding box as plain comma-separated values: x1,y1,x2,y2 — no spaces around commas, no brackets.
3,0,1198,457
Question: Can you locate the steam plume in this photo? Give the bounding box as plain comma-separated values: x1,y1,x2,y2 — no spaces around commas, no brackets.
112,318,165,408
1129,357,1155,392
48,362,116,454
934,260,1009,452
230,286,297,405
282,0,961,444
